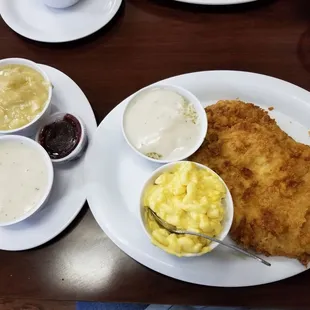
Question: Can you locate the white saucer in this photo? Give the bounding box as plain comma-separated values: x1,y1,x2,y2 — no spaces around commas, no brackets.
0,0,122,43
0,64,97,251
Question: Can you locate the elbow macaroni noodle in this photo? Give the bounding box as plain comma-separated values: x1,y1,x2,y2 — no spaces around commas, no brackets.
143,162,226,256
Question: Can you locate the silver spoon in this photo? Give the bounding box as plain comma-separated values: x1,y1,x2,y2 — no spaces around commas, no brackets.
149,208,271,267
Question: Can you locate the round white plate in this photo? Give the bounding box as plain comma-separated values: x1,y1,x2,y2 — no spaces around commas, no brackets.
0,0,122,43
175,0,256,5
85,71,310,287
0,64,97,251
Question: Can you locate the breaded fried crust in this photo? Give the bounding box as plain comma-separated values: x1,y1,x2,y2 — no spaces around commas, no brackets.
191,100,310,264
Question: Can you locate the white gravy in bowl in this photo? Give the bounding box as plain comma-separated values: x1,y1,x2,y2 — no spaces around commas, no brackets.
0,140,49,224
124,88,201,161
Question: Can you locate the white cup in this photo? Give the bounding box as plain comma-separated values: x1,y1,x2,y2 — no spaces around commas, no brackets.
43,0,81,9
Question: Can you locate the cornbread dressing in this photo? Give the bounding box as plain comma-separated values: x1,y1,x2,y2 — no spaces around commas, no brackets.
0,64,49,130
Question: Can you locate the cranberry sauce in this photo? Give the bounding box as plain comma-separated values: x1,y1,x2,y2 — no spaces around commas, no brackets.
39,114,82,159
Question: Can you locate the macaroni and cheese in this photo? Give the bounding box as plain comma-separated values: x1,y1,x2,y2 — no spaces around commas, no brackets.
0,64,50,131
143,162,226,256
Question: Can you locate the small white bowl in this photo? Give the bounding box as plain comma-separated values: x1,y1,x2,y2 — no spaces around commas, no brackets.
139,161,234,257
0,135,54,227
122,84,208,164
35,112,88,164
43,0,80,9
0,58,53,137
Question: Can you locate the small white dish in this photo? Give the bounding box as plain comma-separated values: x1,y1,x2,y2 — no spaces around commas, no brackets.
0,58,52,137
0,135,54,227
122,84,208,164
0,64,96,251
0,0,123,43
35,112,88,164
43,0,80,9
139,161,234,256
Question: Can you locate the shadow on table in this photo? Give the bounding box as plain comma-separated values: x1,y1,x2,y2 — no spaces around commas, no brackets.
129,0,276,16
89,252,310,307
7,0,126,48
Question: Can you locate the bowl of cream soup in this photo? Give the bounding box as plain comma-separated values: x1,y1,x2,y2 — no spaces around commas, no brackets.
0,58,52,137
122,84,207,163
0,135,54,226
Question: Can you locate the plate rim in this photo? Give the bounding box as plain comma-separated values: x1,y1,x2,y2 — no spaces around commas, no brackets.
0,64,97,251
0,0,123,43
86,70,310,287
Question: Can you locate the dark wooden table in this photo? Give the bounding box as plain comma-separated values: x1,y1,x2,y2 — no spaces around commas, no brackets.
1,0,310,308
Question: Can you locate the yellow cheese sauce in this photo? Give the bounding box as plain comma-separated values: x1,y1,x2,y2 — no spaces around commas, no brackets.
143,162,226,256
0,64,49,131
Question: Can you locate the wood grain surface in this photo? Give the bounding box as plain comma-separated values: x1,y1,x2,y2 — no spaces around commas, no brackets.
0,299,74,310
1,0,310,307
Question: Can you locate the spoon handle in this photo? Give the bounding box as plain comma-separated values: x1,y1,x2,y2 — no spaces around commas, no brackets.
176,230,271,267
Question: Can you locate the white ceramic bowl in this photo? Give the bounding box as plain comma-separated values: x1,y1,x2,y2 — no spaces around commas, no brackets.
139,161,234,257
122,84,208,164
43,0,80,9
35,112,88,164
0,58,53,137
0,135,54,227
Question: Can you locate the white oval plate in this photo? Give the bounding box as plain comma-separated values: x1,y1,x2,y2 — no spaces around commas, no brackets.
175,0,257,5
0,64,97,251
0,0,122,43
85,71,310,287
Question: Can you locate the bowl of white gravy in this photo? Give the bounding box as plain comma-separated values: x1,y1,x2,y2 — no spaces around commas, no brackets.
122,84,208,163
0,135,54,226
